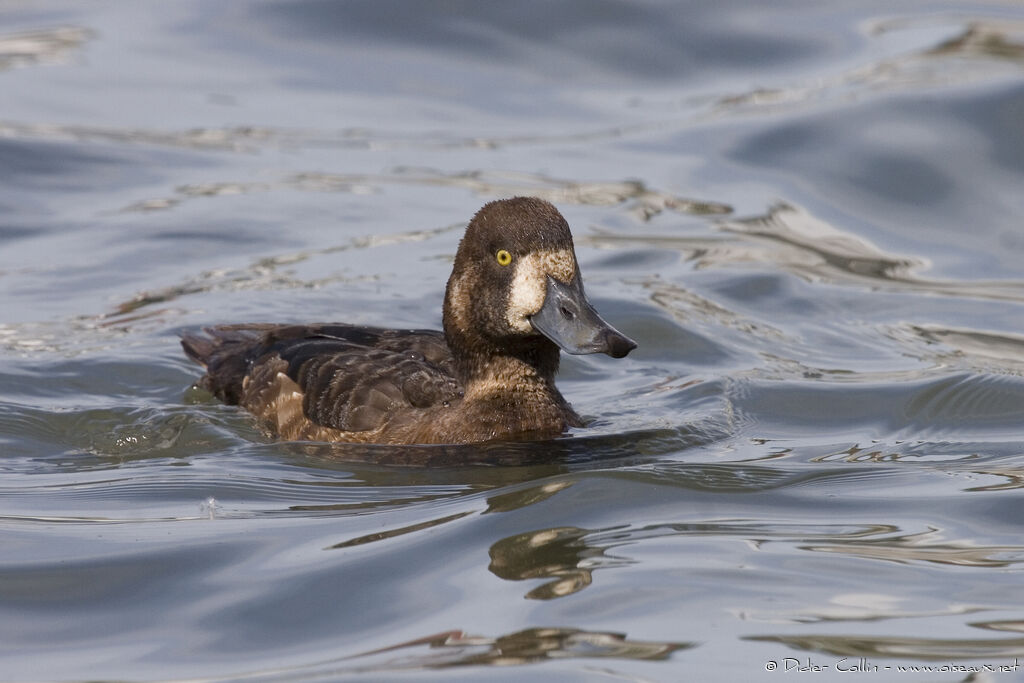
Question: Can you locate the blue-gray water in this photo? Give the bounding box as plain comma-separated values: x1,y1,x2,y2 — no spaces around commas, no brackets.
3,2,1024,681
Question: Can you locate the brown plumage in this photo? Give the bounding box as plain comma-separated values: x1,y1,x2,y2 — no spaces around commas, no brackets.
181,197,636,445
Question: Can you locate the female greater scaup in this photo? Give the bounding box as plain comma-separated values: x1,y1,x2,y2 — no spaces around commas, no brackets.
181,197,636,444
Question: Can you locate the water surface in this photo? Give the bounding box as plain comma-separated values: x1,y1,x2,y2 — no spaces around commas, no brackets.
3,1,1024,680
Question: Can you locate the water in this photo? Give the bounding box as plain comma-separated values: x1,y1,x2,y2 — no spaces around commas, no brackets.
2,1,1024,680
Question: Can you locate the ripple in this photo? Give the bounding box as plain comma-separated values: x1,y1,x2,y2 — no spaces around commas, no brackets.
748,632,1024,660
486,517,898,601
618,202,1024,303
0,460,477,523
0,401,248,470
727,371,1024,443
721,203,925,283
228,626,692,680
272,424,721,469
119,167,731,220
911,324,1024,373
706,17,1024,121
328,510,474,549
805,527,1024,568
902,373,1024,436
736,593,983,625
0,26,92,71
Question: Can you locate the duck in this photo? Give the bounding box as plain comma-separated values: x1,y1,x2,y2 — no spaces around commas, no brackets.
181,197,636,445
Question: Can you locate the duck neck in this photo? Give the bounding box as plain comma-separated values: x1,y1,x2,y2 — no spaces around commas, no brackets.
442,265,568,405
456,343,562,400
443,271,559,396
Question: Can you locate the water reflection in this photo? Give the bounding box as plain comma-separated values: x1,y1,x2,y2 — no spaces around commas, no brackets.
117,167,731,219
489,526,611,600
328,511,474,549
736,592,983,625
483,480,572,513
806,528,1024,568
487,516,901,601
0,26,92,71
722,203,924,283
276,426,719,468
709,203,1023,303
928,20,1024,62
712,16,1024,117
335,626,692,673
913,325,1024,372
748,632,1024,660
963,467,1024,492
181,628,692,680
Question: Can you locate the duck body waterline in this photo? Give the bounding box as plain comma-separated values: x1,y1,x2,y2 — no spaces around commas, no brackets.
182,197,636,445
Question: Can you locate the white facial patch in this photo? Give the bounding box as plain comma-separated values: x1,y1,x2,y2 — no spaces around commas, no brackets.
447,275,470,330
506,249,577,332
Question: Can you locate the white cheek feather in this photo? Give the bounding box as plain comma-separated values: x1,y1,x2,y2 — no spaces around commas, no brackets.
447,275,471,330
506,249,576,332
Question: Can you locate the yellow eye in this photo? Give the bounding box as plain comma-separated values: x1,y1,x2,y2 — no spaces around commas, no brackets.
495,249,512,266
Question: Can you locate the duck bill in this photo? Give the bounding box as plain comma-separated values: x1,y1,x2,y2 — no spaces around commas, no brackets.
529,275,637,358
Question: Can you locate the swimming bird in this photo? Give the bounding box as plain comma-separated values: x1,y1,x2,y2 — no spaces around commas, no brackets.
181,197,636,445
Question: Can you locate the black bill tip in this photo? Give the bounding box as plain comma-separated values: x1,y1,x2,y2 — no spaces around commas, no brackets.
602,329,638,358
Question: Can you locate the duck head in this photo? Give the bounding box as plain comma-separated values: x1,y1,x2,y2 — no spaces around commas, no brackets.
443,197,636,372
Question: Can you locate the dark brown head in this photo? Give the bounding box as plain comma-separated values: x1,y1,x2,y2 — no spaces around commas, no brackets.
443,197,636,379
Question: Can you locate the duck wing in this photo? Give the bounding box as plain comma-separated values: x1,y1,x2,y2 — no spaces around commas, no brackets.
182,323,461,433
